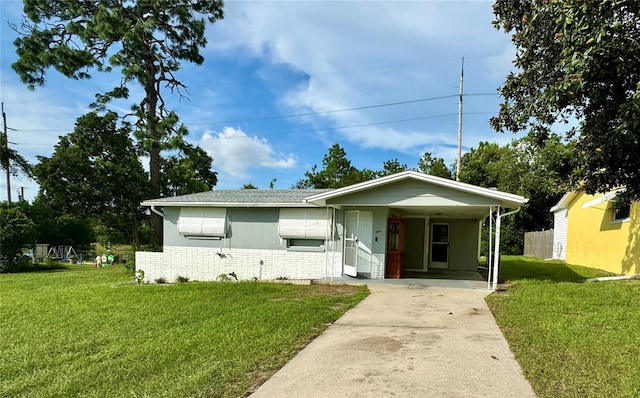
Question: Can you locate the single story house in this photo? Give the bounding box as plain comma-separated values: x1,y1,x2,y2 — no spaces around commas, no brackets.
550,189,639,275
136,171,527,287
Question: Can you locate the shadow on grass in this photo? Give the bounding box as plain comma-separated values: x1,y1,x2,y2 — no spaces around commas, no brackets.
1,261,69,274
492,256,614,284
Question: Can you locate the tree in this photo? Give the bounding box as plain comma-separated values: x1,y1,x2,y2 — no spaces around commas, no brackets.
242,183,258,189
378,159,408,177
296,144,370,188
0,133,32,180
491,0,640,198
161,145,218,197
458,136,573,253
458,142,511,189
417,152,453,179
0,204,36,272
28,197,95,250
12,0,224,244
33,112,149,245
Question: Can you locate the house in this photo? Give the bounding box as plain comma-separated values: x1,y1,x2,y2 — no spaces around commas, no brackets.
135,171,527,286
550,189,639,275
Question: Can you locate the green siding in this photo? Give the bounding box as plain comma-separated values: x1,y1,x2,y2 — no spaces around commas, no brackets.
406,218,426,270
164,207,282,250
164,207,343,251
444,219,480,271
327,179,500,207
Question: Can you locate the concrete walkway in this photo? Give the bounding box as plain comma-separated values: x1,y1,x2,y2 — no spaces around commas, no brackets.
251,283,536,398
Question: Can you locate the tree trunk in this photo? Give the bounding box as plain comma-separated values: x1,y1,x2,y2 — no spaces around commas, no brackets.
145,53,163,247
149,146,162,247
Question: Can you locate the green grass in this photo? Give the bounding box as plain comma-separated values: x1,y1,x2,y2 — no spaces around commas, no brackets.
487,256,640,398
0,265,369,397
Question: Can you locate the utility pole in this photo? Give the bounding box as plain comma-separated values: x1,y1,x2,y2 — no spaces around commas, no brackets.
456,57,464,181
2,102,10,203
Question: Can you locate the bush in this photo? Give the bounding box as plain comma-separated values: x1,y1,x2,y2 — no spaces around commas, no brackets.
0,205,36,273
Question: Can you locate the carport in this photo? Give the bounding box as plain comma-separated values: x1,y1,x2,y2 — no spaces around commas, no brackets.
304,171,528,289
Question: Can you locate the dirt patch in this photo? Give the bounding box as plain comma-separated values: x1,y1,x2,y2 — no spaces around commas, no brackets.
286,283,365,298
308,283,365,296
249,368,279,393
267,283,365,301
354,336,404,352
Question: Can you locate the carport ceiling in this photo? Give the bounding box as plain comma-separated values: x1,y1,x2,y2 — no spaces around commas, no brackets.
390,206,492,219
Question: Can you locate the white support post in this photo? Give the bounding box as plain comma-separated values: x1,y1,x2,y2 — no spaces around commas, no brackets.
324,206,335,281
492,207,502,290
487,206,494,290
491,206,522,290
331,206,336,281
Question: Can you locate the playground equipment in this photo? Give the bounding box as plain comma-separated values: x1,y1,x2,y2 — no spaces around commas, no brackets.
46,246,77,262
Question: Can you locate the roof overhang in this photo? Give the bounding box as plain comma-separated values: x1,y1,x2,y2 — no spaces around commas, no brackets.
550,188,626,212
141,200,320,208
303,171,528,209
550,191,577,213
581,188,625,209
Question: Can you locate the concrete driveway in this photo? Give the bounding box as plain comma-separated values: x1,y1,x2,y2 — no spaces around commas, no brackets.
250,283,536,398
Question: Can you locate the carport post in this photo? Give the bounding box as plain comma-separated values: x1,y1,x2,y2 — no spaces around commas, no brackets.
492,207,501,290
492,206,522,290
487,206,494,290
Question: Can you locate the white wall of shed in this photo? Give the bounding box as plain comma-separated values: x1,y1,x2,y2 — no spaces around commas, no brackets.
552,209,568,260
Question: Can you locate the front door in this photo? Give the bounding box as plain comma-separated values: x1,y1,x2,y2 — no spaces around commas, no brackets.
385,217,407,278
343,210,373,277
430,223,449,269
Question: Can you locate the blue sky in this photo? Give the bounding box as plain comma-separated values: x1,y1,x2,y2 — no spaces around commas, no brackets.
1,0,522,202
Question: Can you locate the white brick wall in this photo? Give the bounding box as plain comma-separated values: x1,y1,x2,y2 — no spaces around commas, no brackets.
136,246,344,283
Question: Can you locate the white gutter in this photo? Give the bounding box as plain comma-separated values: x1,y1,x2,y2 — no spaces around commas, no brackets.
150,205,164,218
491,206,521,290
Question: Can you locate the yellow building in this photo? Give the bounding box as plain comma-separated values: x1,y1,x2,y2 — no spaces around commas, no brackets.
551,190,639,275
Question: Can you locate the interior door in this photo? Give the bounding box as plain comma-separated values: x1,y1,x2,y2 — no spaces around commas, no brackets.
430,223,449,269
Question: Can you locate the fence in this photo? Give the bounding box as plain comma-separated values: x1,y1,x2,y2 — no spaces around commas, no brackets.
524,229,554,259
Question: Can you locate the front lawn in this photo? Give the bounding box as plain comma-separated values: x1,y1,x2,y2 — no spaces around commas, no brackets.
0,265,368,397
487,256,640,397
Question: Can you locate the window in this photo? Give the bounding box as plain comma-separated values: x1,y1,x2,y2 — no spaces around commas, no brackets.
177,207,227,238
288,239,325,249
613,199,631,222
279,209,331,251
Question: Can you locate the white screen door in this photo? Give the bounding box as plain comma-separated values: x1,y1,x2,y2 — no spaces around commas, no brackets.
343,210,373,277
344,211,359,277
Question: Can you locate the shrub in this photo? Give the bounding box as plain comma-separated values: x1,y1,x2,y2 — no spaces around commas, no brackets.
0,205,36,273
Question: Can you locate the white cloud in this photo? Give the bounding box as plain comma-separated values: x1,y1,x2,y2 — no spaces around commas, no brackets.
206,1,514,156
197,127,297,179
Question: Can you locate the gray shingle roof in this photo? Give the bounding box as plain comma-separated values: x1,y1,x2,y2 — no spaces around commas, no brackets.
142,189,333,207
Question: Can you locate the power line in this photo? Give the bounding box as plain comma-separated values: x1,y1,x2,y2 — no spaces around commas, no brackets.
198,113,461,141
11,111,496,146
186,95,459,126
187,93,497,127
10,92,498,134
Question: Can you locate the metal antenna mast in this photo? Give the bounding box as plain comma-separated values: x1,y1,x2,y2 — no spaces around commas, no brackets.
456,57,464,181
2,102,10,203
